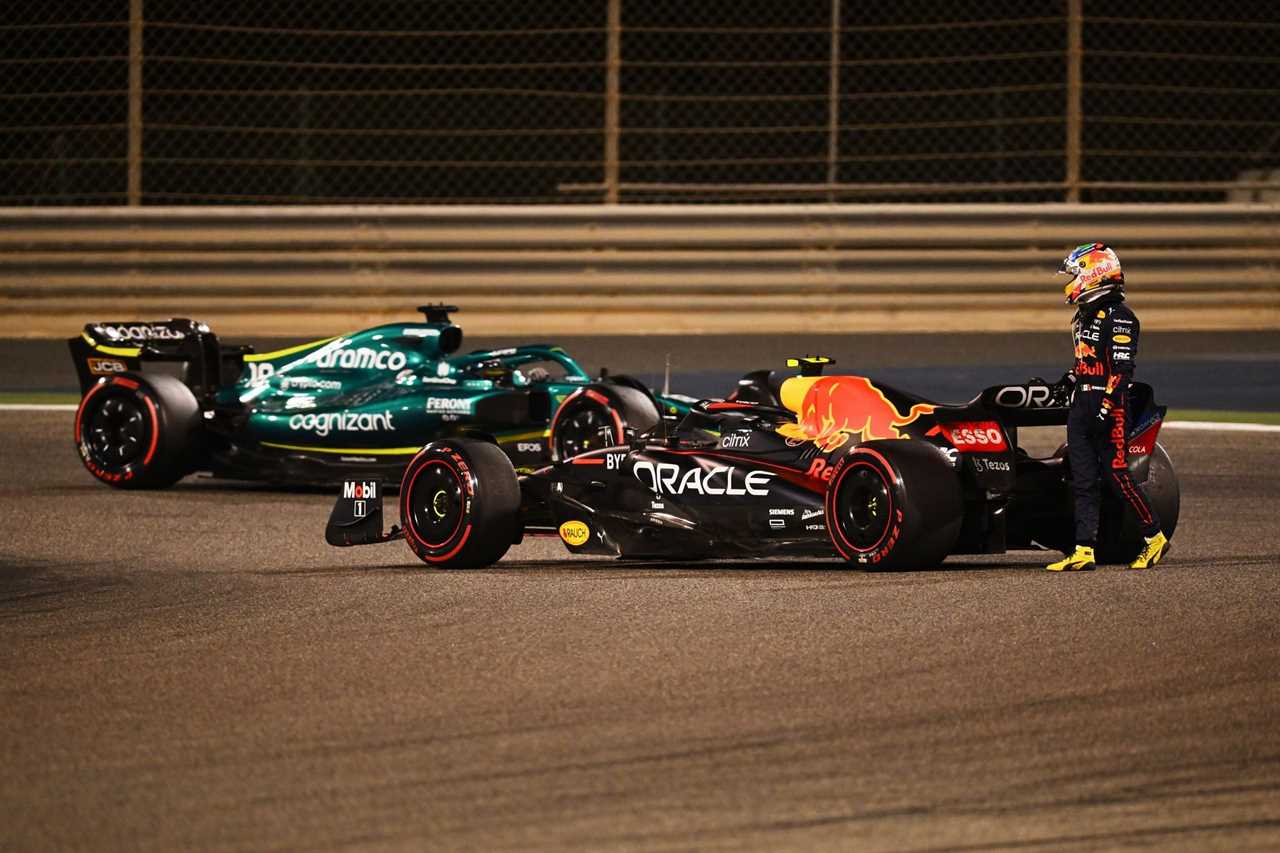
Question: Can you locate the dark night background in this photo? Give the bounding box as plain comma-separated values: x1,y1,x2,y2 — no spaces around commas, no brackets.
2,0,1279,203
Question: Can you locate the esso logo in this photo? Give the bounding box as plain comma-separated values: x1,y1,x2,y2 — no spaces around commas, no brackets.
938,421,1008,453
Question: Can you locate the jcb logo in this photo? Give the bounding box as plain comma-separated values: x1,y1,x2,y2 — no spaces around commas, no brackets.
87,358,125,375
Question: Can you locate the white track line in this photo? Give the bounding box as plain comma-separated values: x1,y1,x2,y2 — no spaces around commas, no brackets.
0,404,79,412
1,403,1278,432
1162,420,1280,432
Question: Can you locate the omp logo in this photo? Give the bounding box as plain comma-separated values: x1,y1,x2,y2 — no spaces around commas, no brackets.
289,411,394,436
633,461,774,496
425,397,471,414
314,344,407,371
87,358,126,375
343,481,377,499
559,520,591,546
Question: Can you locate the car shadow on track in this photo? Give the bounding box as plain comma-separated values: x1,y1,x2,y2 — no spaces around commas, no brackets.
260,557,1055,578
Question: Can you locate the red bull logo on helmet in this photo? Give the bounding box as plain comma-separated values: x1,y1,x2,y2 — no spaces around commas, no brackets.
776,375,934,452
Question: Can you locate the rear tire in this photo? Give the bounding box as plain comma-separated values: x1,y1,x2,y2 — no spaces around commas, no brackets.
550,383,660,461
74,373,201,489
826,440,963,570
400,439,521,569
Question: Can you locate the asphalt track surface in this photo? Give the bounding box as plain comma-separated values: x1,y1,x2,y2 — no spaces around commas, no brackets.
4,414,1280,848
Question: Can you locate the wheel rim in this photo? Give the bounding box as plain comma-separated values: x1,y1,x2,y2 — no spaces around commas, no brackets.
408,461,465,548
836,465,891,550
555,403,618,459
86,395,149,467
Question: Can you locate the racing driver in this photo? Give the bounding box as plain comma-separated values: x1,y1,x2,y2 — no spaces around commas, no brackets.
1046,243,1170,572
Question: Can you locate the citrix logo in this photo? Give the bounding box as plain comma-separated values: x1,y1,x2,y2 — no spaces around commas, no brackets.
633,460,774,496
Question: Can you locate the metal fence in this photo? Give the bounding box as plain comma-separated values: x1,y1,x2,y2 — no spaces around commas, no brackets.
4,0,1280,205
4,203,1278,336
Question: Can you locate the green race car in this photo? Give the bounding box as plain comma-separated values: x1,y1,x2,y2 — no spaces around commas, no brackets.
70,305,687,488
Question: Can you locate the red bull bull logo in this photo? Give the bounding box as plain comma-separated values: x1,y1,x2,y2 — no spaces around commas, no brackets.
776,375,935,452
1073,342,1097,360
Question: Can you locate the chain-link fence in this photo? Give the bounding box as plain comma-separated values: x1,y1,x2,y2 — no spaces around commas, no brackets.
3,0,1279,204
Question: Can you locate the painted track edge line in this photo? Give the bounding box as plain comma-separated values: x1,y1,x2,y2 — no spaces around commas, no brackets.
1163,420,1280,433
0,403,79,412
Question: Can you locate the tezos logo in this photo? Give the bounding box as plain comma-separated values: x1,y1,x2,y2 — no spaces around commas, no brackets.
633,461,774,496
559,520,591,547
314,345,407,371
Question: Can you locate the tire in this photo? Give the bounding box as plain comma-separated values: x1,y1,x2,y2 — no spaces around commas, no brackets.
1097,442,1180,563
549,383,661,461
825,440,963,570
74,373,201,489
400,439,522,569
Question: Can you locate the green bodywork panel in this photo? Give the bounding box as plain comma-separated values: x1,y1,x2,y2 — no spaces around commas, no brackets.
213,320,694,458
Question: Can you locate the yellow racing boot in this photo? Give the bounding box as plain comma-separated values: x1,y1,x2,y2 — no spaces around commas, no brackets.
1130,531,1170,570
1046,545,1096,572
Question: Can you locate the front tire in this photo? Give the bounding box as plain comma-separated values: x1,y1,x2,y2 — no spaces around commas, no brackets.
826,440,963,570
74,373,201,489
400,439,521,569
550,384,660,461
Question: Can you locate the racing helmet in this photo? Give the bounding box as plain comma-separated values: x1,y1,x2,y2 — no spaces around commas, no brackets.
1059,242,1124,305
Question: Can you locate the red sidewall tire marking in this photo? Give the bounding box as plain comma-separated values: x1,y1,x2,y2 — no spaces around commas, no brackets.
826,448,897,560
140,395,160,466
74,381,108,444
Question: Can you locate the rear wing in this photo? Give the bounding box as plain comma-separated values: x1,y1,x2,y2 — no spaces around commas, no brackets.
971,380,1165,434
67,319,252,398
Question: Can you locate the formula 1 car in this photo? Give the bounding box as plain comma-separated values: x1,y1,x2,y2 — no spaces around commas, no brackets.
70,306,684,488
326,358,1180,569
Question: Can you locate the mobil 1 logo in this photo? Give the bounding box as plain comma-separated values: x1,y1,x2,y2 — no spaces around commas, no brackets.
326,480,385,546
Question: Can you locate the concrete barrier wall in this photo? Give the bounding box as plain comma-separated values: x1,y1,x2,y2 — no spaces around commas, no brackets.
2,204,1277,337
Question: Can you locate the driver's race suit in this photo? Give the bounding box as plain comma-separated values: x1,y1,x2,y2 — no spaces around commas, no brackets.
1065,295,1162,546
